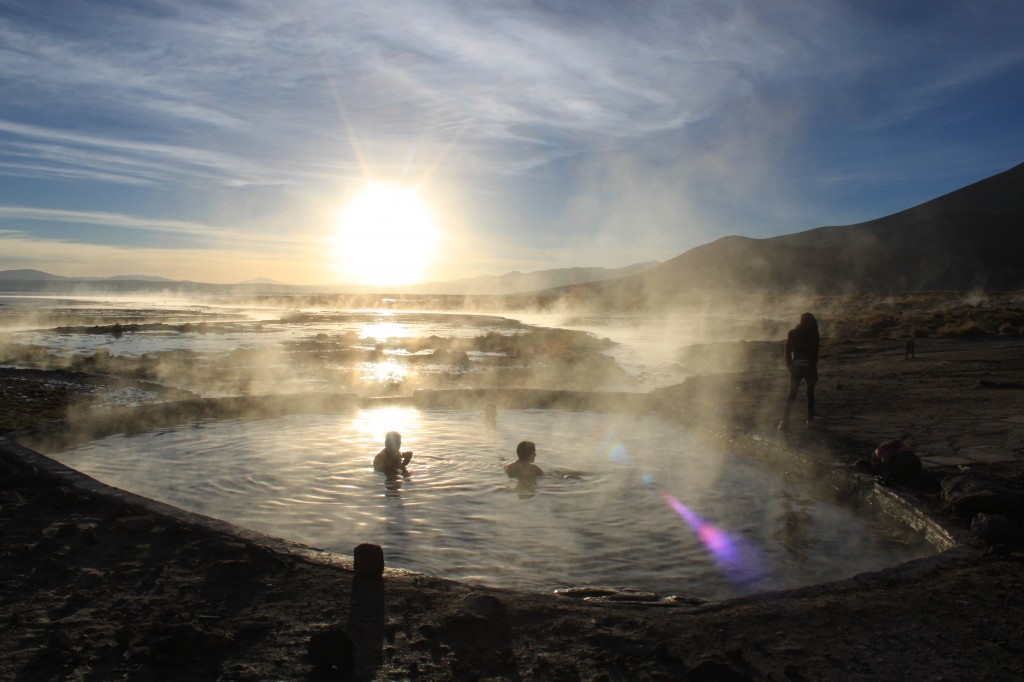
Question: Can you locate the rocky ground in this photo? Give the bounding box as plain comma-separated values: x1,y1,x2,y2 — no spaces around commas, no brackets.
2,328,1024,680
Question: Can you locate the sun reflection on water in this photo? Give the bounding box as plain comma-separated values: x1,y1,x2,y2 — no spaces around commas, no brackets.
362,359,409,384
351,405,422,439
359,318,406,342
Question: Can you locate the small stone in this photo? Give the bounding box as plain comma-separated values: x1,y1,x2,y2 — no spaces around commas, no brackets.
353,543,385,580
49,629,75,651
971,513,1016,543
114,626,135,647
307,627,355,671
200,538,248,558
687,659,750,681
54,522,81,539
114,515,157,532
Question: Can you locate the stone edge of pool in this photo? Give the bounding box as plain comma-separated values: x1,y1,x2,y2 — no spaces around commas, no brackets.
3,387,971,602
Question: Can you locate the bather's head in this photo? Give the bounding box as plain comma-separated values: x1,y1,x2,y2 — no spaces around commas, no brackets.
384,431,402,452
516,440,536,463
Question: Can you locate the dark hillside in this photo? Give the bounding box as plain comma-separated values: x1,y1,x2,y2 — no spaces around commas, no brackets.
566,161,1024,305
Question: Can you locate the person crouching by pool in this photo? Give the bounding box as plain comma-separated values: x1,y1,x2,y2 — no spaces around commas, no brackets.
505,440,543,481
374,431,413,474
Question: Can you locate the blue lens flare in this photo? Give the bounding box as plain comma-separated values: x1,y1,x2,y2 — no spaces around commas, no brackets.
597,427,763,586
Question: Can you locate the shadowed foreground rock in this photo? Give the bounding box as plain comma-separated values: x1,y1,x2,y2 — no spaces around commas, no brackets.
3,335,1024,680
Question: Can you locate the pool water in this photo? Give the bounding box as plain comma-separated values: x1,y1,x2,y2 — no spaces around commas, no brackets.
54,407,932,600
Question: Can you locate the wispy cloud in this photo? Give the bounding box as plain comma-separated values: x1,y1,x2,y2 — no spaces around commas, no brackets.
0,1,1021,281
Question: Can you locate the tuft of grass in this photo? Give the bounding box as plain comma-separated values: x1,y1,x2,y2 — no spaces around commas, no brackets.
938,320,986,337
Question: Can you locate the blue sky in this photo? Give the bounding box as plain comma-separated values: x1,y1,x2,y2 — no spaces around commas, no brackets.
1,0,1022,285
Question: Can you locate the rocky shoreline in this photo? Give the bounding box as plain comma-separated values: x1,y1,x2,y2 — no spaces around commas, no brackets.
3,335,1024,680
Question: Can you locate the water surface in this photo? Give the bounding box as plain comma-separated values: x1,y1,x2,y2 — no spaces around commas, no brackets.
55,407,932,600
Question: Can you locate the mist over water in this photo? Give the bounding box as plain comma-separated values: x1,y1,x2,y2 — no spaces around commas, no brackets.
5,292,940,599
53,407,931,600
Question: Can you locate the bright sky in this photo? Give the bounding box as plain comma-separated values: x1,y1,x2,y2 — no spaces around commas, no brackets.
1,1,1022,286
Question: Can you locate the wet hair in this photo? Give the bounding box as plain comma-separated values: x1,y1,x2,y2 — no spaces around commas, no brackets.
385,431,401,450
516,440,536,460
799,312,818,329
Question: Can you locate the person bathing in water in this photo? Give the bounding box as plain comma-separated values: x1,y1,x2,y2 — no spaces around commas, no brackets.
373,431,413,474
505,440,543,481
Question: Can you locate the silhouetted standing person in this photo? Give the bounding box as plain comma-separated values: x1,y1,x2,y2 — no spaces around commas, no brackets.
905,339,915,360
780,312,820,429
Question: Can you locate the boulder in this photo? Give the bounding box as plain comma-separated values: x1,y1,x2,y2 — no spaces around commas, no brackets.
971,513,1016,543
942,476,1024,516
307,627,355,671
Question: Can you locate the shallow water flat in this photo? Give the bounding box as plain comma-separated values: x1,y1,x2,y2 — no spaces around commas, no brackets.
54,408,931,600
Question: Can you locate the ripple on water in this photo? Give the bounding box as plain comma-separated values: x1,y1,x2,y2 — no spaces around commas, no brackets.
54,407,934,600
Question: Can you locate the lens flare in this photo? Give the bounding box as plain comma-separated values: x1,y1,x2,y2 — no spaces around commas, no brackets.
595,427,763,586
661,492,737,563
599,431,633,465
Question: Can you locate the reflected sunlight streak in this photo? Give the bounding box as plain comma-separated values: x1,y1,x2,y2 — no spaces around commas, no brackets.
360,320,406,342
361,359,408,384
352,406,421,440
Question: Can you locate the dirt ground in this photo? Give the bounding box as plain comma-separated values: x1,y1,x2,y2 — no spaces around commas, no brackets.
3,333,1024,680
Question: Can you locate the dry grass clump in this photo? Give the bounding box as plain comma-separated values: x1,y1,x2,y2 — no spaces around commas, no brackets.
937,320,986,337
807,291,1024,341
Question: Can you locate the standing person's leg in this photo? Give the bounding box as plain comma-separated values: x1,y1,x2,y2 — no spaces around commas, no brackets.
805,375,816,422
781,369,800,428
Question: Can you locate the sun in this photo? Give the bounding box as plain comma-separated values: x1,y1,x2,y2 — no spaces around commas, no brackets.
333,182,440,287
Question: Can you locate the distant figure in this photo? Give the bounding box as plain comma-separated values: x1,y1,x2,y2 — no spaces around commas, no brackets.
905,339,916,360
505,440,543,481
373,431,413,474
484,403,497,429
780,312,820,429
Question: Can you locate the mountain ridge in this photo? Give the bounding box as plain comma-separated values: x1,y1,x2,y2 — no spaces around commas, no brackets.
557,160,1024,305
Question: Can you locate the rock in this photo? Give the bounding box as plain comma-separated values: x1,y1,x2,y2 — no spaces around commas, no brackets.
971,513,1016,543
441,594,512,662
114,515,157,532
199,538,248,559
942,476,1024,516
353,543,385,580
34,535,69,554
307,627,355,671
687,659,750,681
150,623,234,660
54,522,82,540
114,626,135,647
48,629,75,651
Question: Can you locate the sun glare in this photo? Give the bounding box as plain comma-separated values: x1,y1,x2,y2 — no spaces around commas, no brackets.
334,182,440,287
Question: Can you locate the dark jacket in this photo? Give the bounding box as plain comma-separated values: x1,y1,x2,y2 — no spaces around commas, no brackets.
785,313,820,368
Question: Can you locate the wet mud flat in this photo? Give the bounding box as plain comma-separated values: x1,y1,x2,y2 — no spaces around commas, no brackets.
3,337,1024,680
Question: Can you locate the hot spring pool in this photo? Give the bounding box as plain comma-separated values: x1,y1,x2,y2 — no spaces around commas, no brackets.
54,406,932,600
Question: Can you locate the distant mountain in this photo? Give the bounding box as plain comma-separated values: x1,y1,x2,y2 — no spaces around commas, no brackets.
0,270,174,282
0,263,659,297
104,275,175,282
559,161,1024,306
0,269,68,281
238,277,288,285
408,262,660,295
